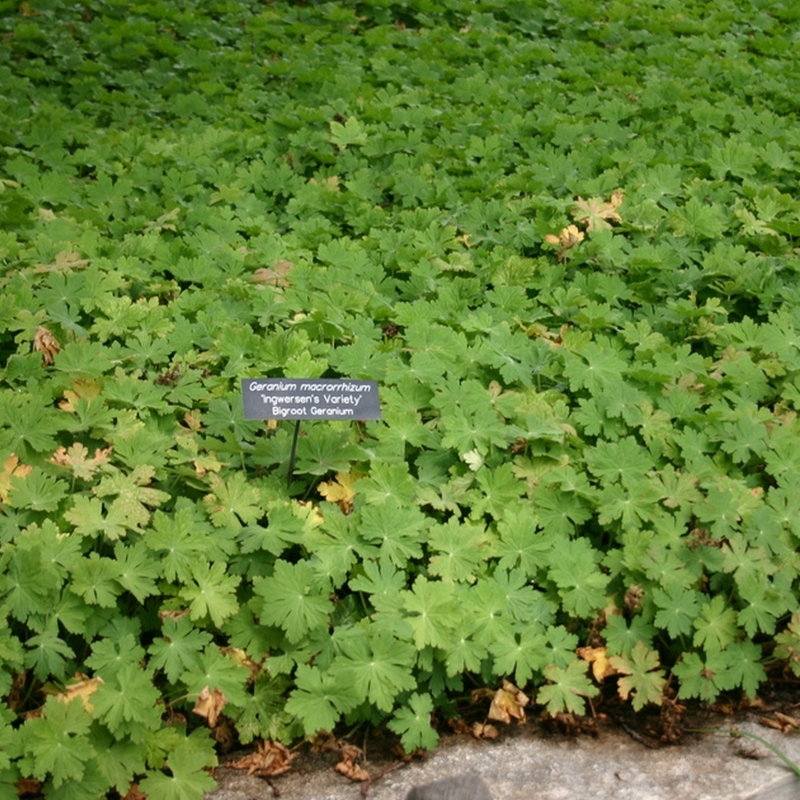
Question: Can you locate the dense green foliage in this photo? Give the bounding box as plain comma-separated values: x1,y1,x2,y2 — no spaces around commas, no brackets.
2,0,800,796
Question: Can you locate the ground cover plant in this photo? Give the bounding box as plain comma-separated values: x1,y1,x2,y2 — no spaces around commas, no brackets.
1,0,800,796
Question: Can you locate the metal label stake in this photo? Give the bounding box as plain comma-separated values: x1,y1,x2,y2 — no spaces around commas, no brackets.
287,419,301,488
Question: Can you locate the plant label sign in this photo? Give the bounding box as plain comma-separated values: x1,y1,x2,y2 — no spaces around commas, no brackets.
241,378,381,421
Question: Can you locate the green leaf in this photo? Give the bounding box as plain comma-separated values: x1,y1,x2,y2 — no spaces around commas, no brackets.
348,554,408,613
427,518,489,582
489,626,548,686
674,650,734,702
19,697,94,788
284,664,360,734
357,500,426,566
652,585,702,638
494,509,551,573
537,661,599,716
332,629,417,712
401,576,461,650
147,507,213,583
64,495,128,540
139,739,217,800
114,540,161,602
329,117,368,148
85,633,146,680
69,552,121,608
148,615,212,684
179,561,241,627
8,468,67,512
609,641,666,711
584,436,655,488
469,463,526,519
203,472,263,528
548,538,609,618
180,646,251,708
723,640,767,698
94,465,169,530
24,622,75,681
92,664,162,739
563,341,628,393
774,612,800,677
254,560,333,643
603,614,657,657
692,595,739,654
358,462,417,506
387,693,439,752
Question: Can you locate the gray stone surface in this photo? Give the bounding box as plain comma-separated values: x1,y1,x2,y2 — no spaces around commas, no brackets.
205,715,800,800
405,774,492,800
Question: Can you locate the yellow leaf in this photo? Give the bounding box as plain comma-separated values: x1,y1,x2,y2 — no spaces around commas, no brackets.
318,471,363,514
0,455,32,505
572,190,624,231
577,645,618,682
59,380,102,412
544,224,584,261
53,676,104,713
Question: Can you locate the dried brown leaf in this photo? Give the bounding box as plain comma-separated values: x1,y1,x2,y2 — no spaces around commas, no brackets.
34,326,60,366
472,722,500,740
192,686,228,728
335,743,370,782
229,740,296,777
121,783,147,800
488,680,529,724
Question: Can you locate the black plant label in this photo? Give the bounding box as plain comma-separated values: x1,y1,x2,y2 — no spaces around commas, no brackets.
242,378,381,420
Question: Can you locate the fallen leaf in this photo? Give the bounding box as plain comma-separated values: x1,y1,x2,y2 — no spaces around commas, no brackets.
33,326,61,366
121,783,147,800
624,585,644,613
212,717,235,752
251,259,294,287
334,743,370,782
572,190,624,231
193,686,227,728
761,711,800,734
739,695,766,710
488,680,529,724
447,718,472,735
16,778,42,796
309,731,340,752
472,722,499,739
229,740,296,777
